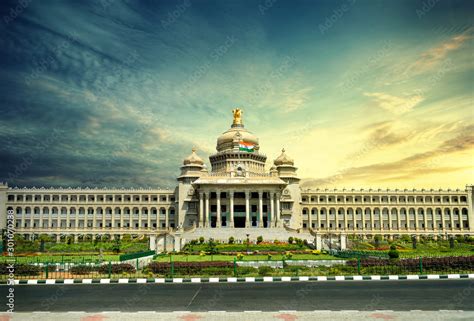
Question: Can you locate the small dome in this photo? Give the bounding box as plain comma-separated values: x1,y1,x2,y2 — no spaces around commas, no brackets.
274,148,294,166
183,148,204,165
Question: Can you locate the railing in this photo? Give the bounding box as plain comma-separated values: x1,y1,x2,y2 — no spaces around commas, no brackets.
2,255,472,280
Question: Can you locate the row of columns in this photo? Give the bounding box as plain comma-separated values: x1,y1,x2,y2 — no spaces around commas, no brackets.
307,208,466,232
16,213,172,230
198,190,281,228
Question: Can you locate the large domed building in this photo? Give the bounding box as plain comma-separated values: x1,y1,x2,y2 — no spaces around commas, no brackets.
177,108,299,229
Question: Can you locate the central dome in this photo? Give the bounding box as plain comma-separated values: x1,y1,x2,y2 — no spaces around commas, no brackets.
216,127,259,152
216,109,259,152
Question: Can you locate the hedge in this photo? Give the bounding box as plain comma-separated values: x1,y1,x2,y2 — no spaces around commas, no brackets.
146,261,233,274
0,263,41,276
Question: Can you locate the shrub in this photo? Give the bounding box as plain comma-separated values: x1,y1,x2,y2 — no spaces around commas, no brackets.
288,237,294,244
69,265,97,274
267,254,272,260
284,251,293,259
388,248,399,259
0,263,41,276
236,253,244,260
228,236,235,244
98,263,136,274
146,261,233,275
199,237,205,244
257,236,263,244
258,266,273,276
312,250,321,255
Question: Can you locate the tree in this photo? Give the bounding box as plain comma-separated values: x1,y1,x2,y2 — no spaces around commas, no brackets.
388,244,399,259
112,238,121,254
374,235,381,248
206,238,218,254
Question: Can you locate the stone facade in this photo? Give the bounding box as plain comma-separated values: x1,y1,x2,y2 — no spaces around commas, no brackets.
0,110,473,240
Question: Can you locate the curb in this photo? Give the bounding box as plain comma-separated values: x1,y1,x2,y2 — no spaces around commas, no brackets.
2,274,474,285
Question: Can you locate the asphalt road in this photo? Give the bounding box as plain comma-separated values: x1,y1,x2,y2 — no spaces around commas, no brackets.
2,280,473,312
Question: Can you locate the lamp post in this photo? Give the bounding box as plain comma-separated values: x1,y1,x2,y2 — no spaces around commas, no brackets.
246,233,250,254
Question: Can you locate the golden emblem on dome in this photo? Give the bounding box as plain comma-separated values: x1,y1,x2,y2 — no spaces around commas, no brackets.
232,108,243,125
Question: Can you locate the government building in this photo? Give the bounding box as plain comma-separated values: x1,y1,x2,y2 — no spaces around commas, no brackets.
1,109,473,249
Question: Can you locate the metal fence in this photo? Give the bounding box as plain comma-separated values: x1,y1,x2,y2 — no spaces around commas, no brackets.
1,255,473,280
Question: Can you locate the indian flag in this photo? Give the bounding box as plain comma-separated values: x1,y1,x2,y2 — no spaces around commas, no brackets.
239,141,255,152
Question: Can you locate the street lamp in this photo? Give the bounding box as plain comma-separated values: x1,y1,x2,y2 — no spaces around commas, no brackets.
246,233,250,254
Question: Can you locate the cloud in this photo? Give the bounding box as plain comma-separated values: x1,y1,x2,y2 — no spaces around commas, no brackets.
411,31,472,72
364,92,424,114
301,124,474,188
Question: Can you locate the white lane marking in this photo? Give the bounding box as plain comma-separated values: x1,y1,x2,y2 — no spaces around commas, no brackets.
191,278,201,283
45,279,55,284
100,279,110,284
186,286,202,308
137,278,147,283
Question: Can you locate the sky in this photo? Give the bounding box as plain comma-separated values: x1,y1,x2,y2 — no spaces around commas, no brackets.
0,0,472,189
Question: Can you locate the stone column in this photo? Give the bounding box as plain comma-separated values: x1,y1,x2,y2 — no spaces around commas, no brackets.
397,208,401,232
258,191,263,228
139,209,142,230
216,190,221,228
387,209,392,230
129,209,133,229
111,209,115,229
276,193,281,227
146,208,151,230
432,208,437,232
245,190,250,228
199,192,204,228
270,192,275,228
318,208,322,230
360,210,365,231
423,207,428,231
205,192,210,228
343,208,347,231
92,208,96,229
335,209,339,231
66,208,70,229
229,191,234,228
165,208,169,228
450,207,454,231
120,207,124,230
459,208,464,232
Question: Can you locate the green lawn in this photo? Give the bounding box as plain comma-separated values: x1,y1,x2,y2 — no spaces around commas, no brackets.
154,253,338,262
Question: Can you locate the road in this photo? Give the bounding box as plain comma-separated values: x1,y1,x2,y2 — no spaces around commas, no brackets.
1,280,473,312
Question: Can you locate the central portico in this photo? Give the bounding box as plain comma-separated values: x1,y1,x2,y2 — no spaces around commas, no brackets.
177,109,300,229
